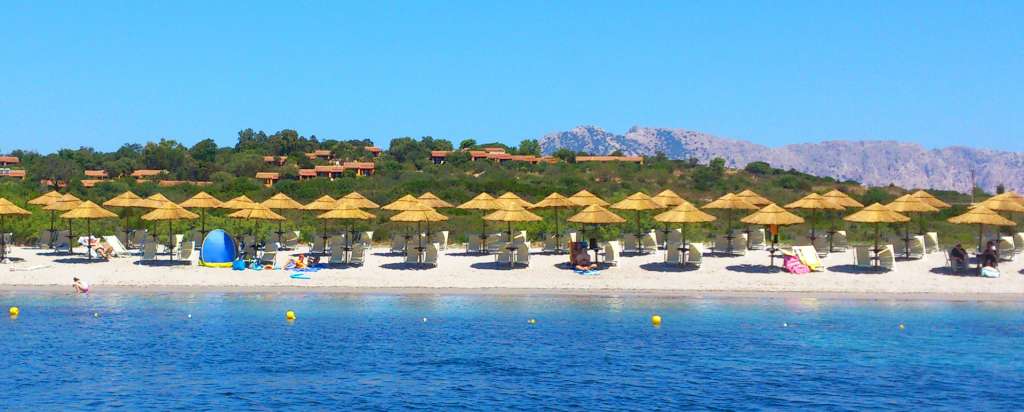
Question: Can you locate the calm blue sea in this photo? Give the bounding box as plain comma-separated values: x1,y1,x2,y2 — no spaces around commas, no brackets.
1,292,1021,410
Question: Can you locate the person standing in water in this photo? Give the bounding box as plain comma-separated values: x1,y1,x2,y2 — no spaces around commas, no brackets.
72,277,89,293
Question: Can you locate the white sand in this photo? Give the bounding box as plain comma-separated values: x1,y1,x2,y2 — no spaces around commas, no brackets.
3,245,1024,299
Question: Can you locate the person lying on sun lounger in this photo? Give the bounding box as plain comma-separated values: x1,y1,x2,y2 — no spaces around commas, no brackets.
93,242,114,260
573,249,597,271
950,243,967,270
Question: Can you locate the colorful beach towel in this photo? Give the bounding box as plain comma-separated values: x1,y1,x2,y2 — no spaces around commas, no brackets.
783,255,810,274
289,273,311,280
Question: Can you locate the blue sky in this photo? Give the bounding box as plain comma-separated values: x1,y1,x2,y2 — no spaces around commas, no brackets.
2,1,1021,154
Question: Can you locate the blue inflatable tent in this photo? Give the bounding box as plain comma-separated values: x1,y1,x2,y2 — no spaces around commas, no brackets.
199,229,238,268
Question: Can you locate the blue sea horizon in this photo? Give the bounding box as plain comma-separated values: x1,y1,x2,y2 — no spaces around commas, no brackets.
2,292,1021,410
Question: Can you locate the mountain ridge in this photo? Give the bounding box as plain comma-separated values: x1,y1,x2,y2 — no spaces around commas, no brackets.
539,125,1024,193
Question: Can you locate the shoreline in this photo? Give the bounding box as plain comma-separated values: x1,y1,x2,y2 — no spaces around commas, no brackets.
3,284,1023,302
4,245,1024,302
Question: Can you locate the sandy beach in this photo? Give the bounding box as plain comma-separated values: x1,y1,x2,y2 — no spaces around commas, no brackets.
3,244,1024,300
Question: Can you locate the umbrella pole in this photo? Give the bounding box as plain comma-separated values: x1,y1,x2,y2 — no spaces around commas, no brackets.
905,220,911,259
49,210,56,249
322,219,328,255
124,209,131,249
555,208,561,253
481,211,487,254
770,227,778,267
277,220,284,246
978,224,984,275
168,220,174,261
418,221,423,263
726,210,734,254
873,224,880,269
67,219,74,255
635,210,642,255
828,212,836,252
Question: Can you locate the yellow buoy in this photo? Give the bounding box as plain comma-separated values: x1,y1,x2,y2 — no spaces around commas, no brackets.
422,317,428,322
9,306,18,317
285,310,296,320
651,315,662,326
528,318,537,324
899,323,905,330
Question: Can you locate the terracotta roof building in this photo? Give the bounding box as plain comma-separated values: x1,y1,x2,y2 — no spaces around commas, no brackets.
430,151,450,165
0,169,26,180
130,169,166,178
0,156,20,166
364,146,382,157
84,170,109,179
255,172,280,187
263,155,288,166
305,149,334,160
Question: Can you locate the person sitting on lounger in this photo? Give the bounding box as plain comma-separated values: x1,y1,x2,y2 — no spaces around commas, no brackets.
949,243,967,270
573,249,597,271
93,242,114,260
981,241,999,268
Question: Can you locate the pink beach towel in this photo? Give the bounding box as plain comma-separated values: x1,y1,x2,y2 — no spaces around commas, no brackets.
783,255,810,274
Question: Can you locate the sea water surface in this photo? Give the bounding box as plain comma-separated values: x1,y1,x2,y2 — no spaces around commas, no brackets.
1,291,1022,410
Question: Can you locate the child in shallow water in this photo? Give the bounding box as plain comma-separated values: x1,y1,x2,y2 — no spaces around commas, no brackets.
72,277,89,293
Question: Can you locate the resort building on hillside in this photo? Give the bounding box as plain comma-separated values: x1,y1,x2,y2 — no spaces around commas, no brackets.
255,172,280,187
430,151,450,165
364,146,382,157
575,155,644,165
297,162,375,181
305,150,334,161
343,161,375,176
263,156,288,166
0,156,19,167
130,169,166,179
461,148,557,165
157,180,211,187
84,170,109,179
0,168,26,180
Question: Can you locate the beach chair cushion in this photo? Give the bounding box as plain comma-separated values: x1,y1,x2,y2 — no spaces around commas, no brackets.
792,245,824,272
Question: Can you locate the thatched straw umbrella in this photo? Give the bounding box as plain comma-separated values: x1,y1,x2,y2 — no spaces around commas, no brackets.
610,192,665,254
785,193,844,248
457,193,502,253
886,194,939,257
340,192,381,209
735,189,772,207
844,203,910,268
741,204,804,267
910,190,951,209
417,192,453,209
0,198,31,262
975,194,1024,236
390,206,448,263
948,206,1016,274
568,189,609,207
384,195,432,247
262,193,304,244
140,202,199,260
651,190,686,208
228,204,285,258
179,191,223,241
103,191,149,247
567,205,625,262
301,195,336,254
221,195,257,210
530,192,577,253
60,201,117,260
654,201,716,253
484,204,542,267
495,192,533,209
29,190,64,246
821,189,864,250
702,193,758,253
318,200,376,261
43,194,82,253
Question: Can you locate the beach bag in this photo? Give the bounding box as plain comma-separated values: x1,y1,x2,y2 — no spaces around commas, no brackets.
783,255,810,274
231,259,247,271
980,266,1000,278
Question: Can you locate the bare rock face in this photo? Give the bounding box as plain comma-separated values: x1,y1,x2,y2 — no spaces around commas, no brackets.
539,125,1024,192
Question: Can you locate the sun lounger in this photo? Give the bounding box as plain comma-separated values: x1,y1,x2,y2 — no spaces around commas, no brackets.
998,236,1015,261
853,245,872,267
405,246,421,264
686,243,705,268
1013,232,1024,256
542,234,559,253
141,240,158,262
349,244,366,266
390,234,406,253
567,230,578,243
467,235,483,253
666,228,682,246
496,247,513,265
328,240,347,265
622,234,639,254
360,231,373,248
131,230,147,249
924,232,939,254
102,235,131,257
603,241,621,266
311,235,326,255
280,230,300,250
945,249,968,273
36,229,52,249
177,241,194,262
665,241,683,264
878,245,896,271
812,237,829,258
831,231,850,252
423,243,439,267
430,231,448,250
748,228,766,250
641,231,657,252
515,243,530,267
486,240,505,254
792,245,825,272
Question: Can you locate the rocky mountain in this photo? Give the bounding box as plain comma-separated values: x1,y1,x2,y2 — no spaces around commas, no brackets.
540,126,1024,193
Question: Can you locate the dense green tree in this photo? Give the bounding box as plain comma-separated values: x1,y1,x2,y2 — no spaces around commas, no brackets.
459,139,477,150
516,139,541,156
